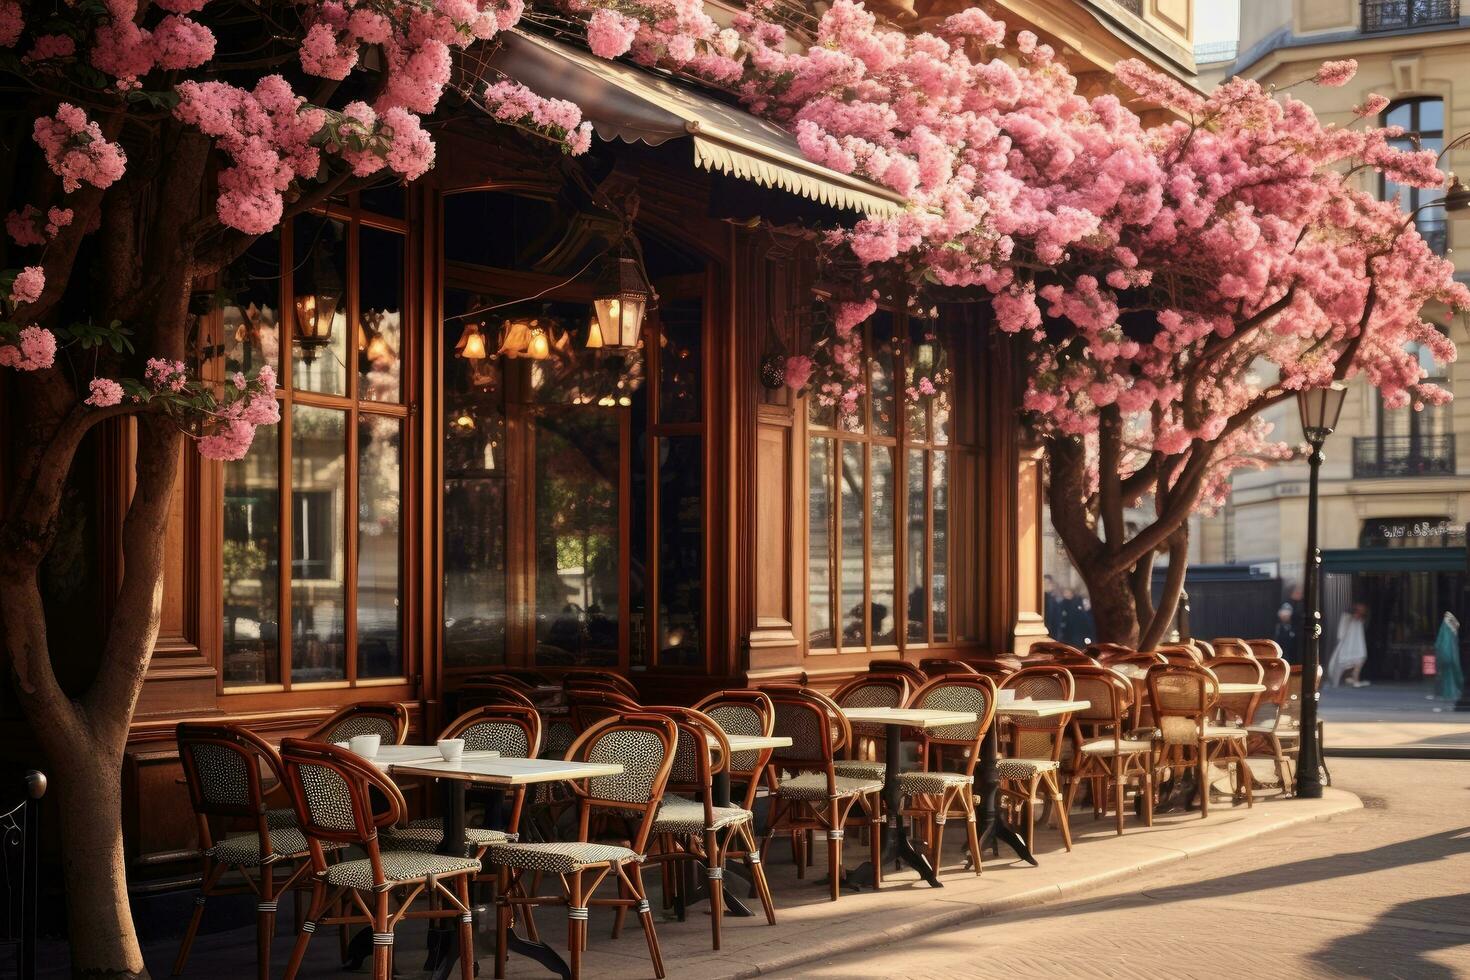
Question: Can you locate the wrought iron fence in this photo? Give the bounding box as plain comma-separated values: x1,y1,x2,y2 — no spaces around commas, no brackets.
1362,0,1460,32
0,771,45,980
1352,434,1457,477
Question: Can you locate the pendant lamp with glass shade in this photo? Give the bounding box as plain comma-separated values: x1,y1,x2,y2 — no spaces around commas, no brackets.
591,238,654,350
293,244,343,364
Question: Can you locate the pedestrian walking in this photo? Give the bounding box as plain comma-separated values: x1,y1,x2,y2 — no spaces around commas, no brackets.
1328,603,1369,688
1434,611,1463,703
1273,603,1299,664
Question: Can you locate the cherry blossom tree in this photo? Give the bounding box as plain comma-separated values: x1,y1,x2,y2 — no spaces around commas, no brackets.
0,0,578,973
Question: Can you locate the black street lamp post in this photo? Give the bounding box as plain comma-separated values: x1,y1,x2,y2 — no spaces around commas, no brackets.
1295,383,1347,799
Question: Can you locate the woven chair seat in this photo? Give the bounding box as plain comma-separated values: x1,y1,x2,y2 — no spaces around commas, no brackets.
265,807,298,829
383,824,511,856
652,797,753,834
777,772,883,801
324,851,480,891
896,769,973,795
832,759,888,781
995,758,1059,778
1204,726,1248,740
484,841,641,874
1079,737,1154,755
208,828,327,867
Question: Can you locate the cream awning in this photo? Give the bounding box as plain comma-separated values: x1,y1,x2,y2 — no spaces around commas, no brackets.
485,30,908,219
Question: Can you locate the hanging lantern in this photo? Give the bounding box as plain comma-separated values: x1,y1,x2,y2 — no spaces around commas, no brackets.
455,322,488,360
292,248,343,364
592,243,653,349
527,327,550,360
760,352,786,390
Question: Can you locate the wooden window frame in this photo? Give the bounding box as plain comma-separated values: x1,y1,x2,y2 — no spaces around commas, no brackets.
219,193,414,697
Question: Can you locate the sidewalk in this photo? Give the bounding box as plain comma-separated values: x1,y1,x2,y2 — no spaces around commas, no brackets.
1322,682,1470,756
138,787,1360,979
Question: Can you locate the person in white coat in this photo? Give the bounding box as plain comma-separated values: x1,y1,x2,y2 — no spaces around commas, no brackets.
1328,603,1369,688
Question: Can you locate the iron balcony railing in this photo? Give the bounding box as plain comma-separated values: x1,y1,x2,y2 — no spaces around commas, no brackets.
1362,0,1460,32
1352,433,1457,477
1417,218,1448,255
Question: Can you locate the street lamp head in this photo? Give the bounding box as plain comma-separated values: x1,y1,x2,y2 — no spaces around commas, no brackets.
1297,382,1348,444
1444,174,1470,221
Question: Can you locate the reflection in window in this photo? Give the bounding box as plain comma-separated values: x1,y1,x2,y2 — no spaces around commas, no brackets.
870,444,897,644
870,313,896,436
292,213,349,396
223,423,280,685
358,224,404,403
840,442,866,645
657,437,703,666
290,405,347,681
658,299,702,423
535,413,620,667
808,438,835,647
932,451,949,641
443,290,507,667
357,416,402,678
222,230,281,378
906,447,927,644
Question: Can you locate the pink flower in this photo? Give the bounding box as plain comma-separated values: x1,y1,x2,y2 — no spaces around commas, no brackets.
0,1,22,48
1314,59,1357,87
9,265,44,304
144,357,188,391
32,104,127,192
86,377,125,407
784,354,814,391
1354,94,1390,118
198,419,256,461
0,326,57,371
587,9,640,59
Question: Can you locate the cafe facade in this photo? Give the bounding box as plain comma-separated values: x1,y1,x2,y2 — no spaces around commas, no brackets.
11,31,1050,903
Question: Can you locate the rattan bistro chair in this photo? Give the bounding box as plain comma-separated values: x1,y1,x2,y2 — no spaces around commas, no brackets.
1208,656,1265,730
487,713,678,980
280,740,480,980
997,667,1075,853
305,701,409,745
646,706,776,949
918,658,978,676
692,689,777,811
1063,667,1155,834
175,724,333,980
386,705,542,858
1146,665,1253,817
761,687,884,901
831,673,911,782
866,658,929,688
896,675,997,876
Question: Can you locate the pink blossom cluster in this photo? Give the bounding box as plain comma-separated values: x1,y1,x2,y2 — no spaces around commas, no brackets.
144,357,189,392
86,377,124,407
198,364,280,460
483,80,594,155
90,0,214,87
6,205,73,246
569,0,742,82
0,326,57,371
32,104,127,193
8,265,44,305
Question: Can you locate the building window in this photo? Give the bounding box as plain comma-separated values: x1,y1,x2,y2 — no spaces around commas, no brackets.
1362,1,1460,33
1357,340,1456,477
1382,98,1447,254
221,191,409,689
807,306,981,652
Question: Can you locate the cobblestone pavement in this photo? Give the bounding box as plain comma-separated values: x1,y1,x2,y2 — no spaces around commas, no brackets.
771,759,1470,980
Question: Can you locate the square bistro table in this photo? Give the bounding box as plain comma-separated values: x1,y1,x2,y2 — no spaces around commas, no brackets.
382,753,624,980
981,699,1091,867
838,706,979,888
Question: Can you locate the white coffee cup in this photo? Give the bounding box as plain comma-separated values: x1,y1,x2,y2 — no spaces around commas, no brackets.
349,734,381,759
998,689,1017,705
333,741,350,750
437,738,465,762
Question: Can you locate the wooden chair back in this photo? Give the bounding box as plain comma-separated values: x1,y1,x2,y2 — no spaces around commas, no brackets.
1247,638,1284,660
1064,666,1133,731
763,687,849,783
562,669,639,700
908,675,997,774
177,723,280,853
1211,637,1255,659
1208,656,1264,727
865,659,928,688
644,705,730,808
440,704,542,758
1000,666,1076,761
1146,665,1219,746
693,689,776,809
566,689,642,734
1155,644,1203,666
1086,643,1136,661
280,738,408,880
305,701,409,745
563,713,678,857
468,667,551,687
965,661,1018,683
918,658,978,676
458,680,538,711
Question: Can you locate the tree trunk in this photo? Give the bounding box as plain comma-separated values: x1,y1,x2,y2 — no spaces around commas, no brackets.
1075,563,1141,647
54,744,149,979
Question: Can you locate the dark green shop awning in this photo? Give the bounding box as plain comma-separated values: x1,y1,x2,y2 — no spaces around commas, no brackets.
1321,547,1467,574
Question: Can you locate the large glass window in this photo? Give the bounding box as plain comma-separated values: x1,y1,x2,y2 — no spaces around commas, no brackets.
439,189,707,674
1382,98,1446,254
221,190,409,688
807,305,980,652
